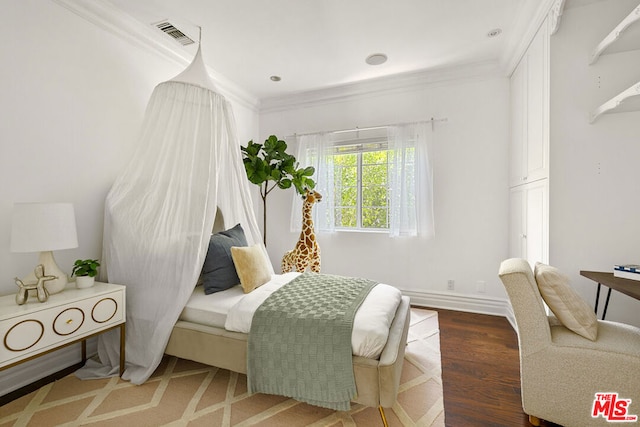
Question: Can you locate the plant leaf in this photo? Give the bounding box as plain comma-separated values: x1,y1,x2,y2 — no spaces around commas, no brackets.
278,179,292,189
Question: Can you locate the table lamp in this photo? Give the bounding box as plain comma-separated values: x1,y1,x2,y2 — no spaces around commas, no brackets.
10,202,79,294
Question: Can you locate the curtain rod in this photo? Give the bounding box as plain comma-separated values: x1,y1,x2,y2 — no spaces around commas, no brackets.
285,117,447,139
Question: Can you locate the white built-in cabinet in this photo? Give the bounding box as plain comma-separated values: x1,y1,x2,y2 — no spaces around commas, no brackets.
508,17,550,267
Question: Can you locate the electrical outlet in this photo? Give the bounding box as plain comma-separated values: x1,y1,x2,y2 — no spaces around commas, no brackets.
476,280,486,293
447,279,455,291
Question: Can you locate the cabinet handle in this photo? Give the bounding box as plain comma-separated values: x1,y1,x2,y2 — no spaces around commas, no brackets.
66,319,73,324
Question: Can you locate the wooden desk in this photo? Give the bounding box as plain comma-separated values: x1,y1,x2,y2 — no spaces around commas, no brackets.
580,271,640,320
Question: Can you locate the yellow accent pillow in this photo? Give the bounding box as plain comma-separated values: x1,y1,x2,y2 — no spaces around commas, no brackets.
231,244,272,293
534,262,598,341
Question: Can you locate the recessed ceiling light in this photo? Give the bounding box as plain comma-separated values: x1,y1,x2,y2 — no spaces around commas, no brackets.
487,28,502,38
270,75,281,82
365,53,388,66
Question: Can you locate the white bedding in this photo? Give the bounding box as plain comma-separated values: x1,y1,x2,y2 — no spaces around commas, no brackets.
180,273,402,359
179,284,245,328
224,272,402,359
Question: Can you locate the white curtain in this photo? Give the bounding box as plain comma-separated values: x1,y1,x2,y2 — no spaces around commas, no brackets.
291,132,335,233
76,47,267,385
387,122,434,238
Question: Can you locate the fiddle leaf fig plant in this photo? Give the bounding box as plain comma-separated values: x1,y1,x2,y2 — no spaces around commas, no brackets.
241,135,316,245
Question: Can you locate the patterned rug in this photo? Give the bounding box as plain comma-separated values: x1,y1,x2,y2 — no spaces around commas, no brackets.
0,308,444,427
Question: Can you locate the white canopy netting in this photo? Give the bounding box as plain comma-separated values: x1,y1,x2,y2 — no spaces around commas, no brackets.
77,46,268,384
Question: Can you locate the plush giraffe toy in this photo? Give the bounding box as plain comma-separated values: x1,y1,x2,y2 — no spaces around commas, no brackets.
281,189,322,273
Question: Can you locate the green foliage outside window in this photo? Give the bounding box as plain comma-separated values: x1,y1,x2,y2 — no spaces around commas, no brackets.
331,146,415,230
333,149,390,229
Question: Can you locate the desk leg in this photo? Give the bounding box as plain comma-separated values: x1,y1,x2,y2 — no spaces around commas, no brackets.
602,288,613,321
594,283,602,314
119,323,126,377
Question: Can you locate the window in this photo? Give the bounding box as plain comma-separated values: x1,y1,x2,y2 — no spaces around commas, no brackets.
294,122,434,238
332,144,405,230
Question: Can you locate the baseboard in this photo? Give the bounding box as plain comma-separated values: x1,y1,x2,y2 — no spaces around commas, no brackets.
0,338,98,399
402,289,511,318
504,303,518,332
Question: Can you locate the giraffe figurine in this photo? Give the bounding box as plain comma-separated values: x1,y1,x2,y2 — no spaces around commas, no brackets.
281,189,322,273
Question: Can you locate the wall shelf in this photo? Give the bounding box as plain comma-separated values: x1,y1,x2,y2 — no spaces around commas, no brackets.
590,5,640,64
590,81,640,123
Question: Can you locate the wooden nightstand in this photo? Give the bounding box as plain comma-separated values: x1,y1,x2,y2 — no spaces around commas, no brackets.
0,282,126,376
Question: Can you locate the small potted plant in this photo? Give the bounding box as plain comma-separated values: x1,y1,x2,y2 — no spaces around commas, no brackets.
71,259,100,288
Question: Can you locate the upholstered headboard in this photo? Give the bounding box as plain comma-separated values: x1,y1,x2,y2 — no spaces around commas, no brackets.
213,207,225,233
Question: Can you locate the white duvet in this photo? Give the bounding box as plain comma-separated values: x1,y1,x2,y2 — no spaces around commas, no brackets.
225,272,402,359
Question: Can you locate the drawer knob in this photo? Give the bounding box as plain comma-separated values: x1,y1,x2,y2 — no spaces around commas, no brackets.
66,319,73,324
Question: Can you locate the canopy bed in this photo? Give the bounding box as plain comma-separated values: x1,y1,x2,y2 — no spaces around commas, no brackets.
165,218,412,417
166,282,411,415
79,41,410,424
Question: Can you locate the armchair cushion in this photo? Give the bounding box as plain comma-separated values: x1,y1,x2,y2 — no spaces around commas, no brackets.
534,262,598,341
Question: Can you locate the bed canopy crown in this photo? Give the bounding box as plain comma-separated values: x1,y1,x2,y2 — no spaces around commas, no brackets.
169,44,218,92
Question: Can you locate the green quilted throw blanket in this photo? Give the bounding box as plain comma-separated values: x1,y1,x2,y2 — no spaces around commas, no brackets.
247,272,377,411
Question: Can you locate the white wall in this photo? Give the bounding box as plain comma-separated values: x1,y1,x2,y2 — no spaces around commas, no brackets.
0,0,258,396
0,1,259,297
0,1,173,295
550,0,640,327
259,74,511,308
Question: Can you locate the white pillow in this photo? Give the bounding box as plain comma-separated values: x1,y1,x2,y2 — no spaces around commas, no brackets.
534,262,598,341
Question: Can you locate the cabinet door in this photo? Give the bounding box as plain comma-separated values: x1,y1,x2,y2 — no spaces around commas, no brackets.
525,20,549,183
509,180,548,267
509,186,526,259
524,180,548,266
509,57,527,187
509,18,549,187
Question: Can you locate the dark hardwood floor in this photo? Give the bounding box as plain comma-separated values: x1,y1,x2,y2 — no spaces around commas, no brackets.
437,308,560,427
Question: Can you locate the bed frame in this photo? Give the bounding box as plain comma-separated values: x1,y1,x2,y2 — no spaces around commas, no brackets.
165,295,411,422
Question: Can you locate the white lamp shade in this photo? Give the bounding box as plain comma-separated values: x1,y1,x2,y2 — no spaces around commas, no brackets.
10,203,79,253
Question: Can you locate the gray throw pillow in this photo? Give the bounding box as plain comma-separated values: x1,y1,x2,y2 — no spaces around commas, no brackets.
202,223,247,294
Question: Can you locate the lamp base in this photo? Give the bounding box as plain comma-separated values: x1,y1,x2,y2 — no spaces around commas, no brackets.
20,251,69,294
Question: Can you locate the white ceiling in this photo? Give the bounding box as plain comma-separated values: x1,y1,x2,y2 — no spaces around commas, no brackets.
104,0,548,100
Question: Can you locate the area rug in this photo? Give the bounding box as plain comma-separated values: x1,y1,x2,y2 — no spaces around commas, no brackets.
0,308,444,427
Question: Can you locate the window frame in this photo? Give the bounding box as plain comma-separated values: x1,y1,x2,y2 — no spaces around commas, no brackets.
330,138,391,232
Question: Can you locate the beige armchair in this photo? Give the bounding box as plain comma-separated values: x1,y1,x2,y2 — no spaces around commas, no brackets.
498,258,640,427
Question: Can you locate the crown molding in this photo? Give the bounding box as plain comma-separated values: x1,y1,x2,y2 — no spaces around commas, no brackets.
260,60,503,114
50,0,259,111
501,0,559,76
549,0,567,35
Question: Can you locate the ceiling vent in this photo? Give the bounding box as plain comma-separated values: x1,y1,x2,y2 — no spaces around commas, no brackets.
154,21,195,46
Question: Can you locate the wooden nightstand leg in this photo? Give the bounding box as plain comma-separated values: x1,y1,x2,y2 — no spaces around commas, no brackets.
119,323,126,377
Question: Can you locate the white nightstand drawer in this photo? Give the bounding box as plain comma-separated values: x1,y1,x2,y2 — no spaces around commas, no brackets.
53,307,84,336
4,319,45,352
92,297,119,324
0,282,126,369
